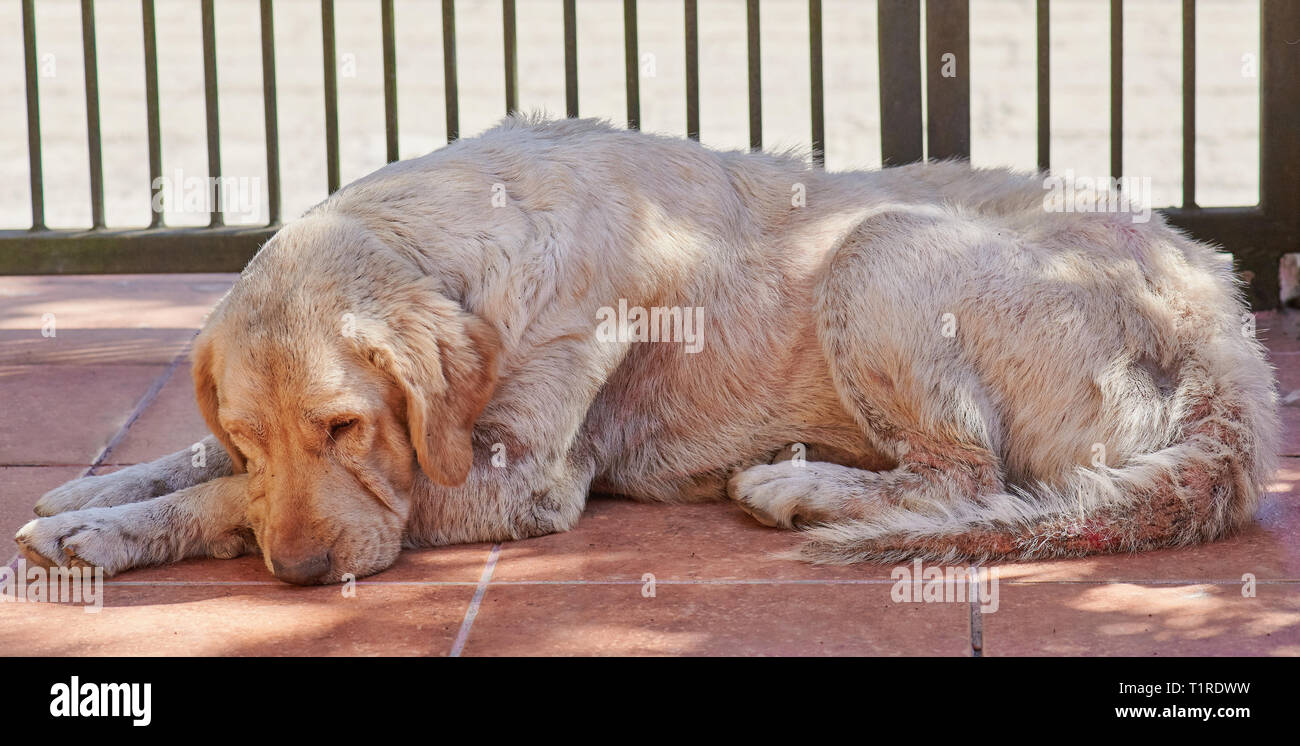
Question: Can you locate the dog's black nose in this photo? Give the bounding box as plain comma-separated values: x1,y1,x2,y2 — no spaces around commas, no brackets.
271,553,332,585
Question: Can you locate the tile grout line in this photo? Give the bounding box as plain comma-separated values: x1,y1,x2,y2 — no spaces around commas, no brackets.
83,339,193,477
448,543,502,657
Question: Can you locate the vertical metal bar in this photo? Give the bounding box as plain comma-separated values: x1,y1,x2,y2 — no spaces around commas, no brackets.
809,0,824,166
201,0,224,225
80,0,104,228
142,0,163,227
564,0,578,118
382,0,398,162
1261,0,1300,220
503,0,518,114
878,0,923,165
624,0,640,130
321,0,339,192
1181,0,1195,208
1259,0,1300,305
260,0,281,224
1036,0,1050,171
925,0,970,161
685,0,699,140
1110,0,1123,180
443,0,459,140
746,0,761,151
21,0,43,230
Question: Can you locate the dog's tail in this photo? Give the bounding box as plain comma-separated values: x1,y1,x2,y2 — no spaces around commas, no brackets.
794,341,1280,564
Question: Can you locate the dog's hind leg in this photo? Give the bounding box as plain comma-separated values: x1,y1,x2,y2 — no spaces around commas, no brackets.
17,473,253,575
729,439,1002,529
34,434,236,516
730,208,1007,529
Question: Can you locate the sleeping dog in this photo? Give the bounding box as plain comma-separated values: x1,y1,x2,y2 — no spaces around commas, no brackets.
17,116,1279,584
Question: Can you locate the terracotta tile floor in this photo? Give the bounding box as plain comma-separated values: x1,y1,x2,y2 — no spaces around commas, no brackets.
0,275,1297,657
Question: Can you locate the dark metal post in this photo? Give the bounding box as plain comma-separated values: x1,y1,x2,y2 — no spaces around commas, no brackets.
878,0,923,165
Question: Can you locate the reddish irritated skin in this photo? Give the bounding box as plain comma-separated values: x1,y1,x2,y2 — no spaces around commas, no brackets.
1078,521,1118,551
842,394,1249,562
853,513,1138,562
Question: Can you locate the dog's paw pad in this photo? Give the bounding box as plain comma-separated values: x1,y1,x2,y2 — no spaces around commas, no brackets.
14,516,127,574
61,530,113,569
15,518,73,567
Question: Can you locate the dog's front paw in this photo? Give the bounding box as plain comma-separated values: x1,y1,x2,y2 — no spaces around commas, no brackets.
33,476,106,516
15,510,137,575
34,464,173,516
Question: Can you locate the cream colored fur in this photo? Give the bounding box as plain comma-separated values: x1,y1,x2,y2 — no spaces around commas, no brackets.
17,116,1279,583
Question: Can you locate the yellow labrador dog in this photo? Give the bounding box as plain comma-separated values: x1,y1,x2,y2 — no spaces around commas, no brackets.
17,116,1278,584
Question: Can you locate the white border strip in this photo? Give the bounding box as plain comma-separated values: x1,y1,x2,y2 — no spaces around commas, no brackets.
449,543,502,657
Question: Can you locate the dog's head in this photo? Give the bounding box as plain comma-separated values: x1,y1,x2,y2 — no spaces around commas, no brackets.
193,216,499,584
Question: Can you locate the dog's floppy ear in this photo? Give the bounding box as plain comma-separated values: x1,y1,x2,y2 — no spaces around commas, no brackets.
365,288,501,486
192,331,247,474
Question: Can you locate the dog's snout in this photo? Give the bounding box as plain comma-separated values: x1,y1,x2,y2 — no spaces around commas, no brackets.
270,552,332,585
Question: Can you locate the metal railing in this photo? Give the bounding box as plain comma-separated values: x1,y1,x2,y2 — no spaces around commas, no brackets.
2,0,1297,308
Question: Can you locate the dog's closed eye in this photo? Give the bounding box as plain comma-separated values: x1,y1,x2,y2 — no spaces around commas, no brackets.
329,418,359,439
